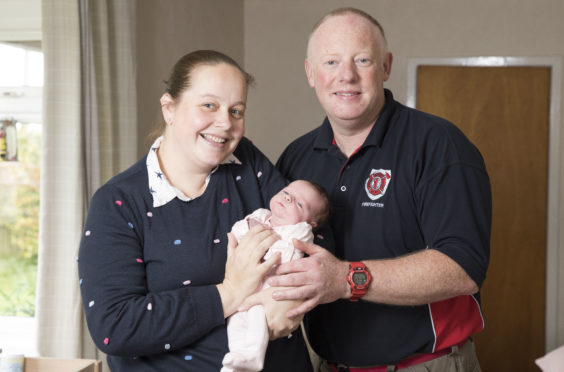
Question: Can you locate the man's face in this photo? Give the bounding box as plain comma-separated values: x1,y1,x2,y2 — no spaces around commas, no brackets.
305,14,392,132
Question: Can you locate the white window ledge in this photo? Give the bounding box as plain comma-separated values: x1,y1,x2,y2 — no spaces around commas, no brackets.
0,316,37,356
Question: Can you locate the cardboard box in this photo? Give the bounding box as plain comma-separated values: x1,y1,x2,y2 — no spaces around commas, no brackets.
24,357,101,372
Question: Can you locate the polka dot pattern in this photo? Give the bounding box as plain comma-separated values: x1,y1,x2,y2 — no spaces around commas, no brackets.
76,137,287,369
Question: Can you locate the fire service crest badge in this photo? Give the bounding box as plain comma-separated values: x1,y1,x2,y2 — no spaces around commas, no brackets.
364,169,391,201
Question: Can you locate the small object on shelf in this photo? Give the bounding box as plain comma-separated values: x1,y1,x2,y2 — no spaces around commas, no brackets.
0,119,17,161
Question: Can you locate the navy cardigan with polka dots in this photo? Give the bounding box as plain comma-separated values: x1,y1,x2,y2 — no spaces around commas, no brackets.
78,137,313,371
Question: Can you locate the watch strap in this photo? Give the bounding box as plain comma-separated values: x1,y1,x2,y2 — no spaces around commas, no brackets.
347,261,372,302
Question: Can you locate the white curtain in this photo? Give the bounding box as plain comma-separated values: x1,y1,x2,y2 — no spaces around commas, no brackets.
37,1,136,370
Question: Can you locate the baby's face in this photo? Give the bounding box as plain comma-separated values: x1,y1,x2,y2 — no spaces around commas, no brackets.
269,180,323,227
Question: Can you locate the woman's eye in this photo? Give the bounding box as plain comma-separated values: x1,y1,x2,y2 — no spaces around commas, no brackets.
231,108,244,117
203,103,215,109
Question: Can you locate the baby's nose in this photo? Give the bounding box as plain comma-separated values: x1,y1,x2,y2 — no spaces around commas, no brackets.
284,194,291,202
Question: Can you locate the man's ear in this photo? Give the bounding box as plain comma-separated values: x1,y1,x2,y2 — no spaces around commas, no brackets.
305,58,315,88
382,52,393,82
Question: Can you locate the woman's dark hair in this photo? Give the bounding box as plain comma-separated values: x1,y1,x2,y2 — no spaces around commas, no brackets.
148,50,254,142
165,50,254,100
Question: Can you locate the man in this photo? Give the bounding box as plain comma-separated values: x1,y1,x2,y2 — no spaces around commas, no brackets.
270,7,491,371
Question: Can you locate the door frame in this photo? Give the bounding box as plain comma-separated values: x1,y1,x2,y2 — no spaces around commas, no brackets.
406,56,563,353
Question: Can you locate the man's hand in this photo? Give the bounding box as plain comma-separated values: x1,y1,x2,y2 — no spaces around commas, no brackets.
266,239,350,318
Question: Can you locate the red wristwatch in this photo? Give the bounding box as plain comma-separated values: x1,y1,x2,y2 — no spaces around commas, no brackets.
347,262,372,302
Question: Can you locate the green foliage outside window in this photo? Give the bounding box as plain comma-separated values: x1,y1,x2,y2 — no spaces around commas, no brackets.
0,123,40,317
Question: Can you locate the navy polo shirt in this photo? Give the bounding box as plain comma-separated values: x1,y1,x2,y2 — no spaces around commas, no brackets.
78,137,312,372
276,90,491,366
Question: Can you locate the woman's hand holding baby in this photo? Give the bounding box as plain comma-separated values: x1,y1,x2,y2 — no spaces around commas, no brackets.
238,286,304,339
217,225,281,317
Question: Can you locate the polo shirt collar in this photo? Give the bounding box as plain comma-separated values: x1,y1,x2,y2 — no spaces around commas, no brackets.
312,118,335,150
146,136,241,207
312,89,397,151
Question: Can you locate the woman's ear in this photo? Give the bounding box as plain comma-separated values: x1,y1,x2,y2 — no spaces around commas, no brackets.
160,93,174,124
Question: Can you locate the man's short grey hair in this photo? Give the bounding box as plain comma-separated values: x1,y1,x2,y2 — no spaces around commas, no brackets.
306,7,388,57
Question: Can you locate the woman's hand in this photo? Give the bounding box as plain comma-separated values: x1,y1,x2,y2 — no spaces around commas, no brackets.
238,287,304,340
217,226,281,318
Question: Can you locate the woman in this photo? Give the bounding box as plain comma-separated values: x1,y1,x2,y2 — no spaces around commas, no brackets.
78,50,313,371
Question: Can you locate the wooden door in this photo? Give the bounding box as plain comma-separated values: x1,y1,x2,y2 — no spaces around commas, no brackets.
416,66,550,372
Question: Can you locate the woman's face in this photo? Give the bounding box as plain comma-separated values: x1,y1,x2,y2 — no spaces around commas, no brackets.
161,63,247,172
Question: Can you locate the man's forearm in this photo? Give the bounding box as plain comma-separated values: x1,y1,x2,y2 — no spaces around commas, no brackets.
358,249,479,305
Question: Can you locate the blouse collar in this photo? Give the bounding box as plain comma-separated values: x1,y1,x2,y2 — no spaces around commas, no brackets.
146,136,241,207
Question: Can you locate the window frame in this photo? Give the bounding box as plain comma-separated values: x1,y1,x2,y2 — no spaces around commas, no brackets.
0,41,42,357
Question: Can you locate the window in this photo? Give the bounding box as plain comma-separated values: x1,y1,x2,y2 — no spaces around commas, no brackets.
0,42,42,356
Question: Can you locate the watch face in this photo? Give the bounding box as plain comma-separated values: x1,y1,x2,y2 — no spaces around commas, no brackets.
352,272,367,285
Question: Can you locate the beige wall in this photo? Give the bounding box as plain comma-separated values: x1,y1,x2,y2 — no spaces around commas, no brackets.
137,0,564,161
244,0,564,161
136,0,244,155
243,0,564,350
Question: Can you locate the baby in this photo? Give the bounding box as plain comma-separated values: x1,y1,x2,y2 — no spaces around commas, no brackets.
221,180,330,372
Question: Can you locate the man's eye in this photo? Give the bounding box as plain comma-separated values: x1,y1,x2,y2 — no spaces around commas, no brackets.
326,60,336,66
357,58,370,64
